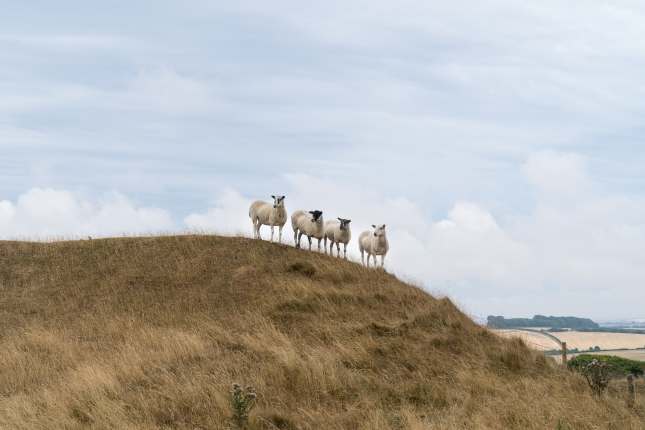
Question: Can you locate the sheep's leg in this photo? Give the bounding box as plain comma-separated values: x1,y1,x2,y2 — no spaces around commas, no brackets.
341,243,345,259
324,237,328,254
278,226,283,244
270,226,275,242
253,219,260,239
360,250,365,265
380,255,385,267
294,230,300,248
317,238,322,252
256,222,262,240
307,235,312,251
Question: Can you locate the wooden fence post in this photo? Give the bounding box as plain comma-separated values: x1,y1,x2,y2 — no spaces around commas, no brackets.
627,375,635,408
561,341,567,366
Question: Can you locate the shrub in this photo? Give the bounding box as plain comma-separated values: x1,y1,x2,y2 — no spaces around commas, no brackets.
582,359,610,396
568,354,644,378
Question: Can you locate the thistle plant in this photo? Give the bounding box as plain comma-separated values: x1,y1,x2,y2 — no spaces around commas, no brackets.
230,383,257,429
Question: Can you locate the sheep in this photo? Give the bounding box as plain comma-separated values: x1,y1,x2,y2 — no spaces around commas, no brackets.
291,210,324,251
248,195,287,243
358,224,389,268
323,218,352,259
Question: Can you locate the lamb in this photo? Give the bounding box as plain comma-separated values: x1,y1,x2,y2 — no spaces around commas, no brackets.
323,218,352,259
291,210,324,251
248,195,287,243
358,224,389,268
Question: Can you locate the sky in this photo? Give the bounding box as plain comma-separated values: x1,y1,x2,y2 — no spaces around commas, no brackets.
1,1,645,320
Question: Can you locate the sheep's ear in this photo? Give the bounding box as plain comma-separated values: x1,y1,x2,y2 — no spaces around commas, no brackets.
338,217,342,222
371,224,376,228
271,195,275,199
382,224,386,228
347,219,351,223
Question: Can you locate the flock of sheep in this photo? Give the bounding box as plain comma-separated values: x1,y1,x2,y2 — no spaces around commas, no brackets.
249,195,389,268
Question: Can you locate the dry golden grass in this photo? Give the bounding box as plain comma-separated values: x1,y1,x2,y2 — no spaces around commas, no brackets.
0,235,643,429
556,332,645,351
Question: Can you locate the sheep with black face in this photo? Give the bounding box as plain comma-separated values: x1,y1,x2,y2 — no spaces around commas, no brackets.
291,209,324,251
358,224,389,268
323,218,352,259
248,195,287,243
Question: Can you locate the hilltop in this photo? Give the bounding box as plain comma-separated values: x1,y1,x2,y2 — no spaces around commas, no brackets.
0,235,641,429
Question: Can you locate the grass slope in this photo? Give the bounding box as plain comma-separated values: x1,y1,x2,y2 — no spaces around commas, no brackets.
0,235,642,429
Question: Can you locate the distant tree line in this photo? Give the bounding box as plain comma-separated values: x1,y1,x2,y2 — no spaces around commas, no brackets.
487,315,599,330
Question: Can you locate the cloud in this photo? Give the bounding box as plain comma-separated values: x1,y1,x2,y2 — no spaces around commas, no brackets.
0,34,130,51
0,188,174,239
0,68,216,116
184,188,252,235
522,151,590,198
117,68,217,115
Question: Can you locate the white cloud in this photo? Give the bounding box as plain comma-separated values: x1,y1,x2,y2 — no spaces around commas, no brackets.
0,34,130,51
0,188,174,239
0,68,215,117
119,68,216,115
522,151,590,198
184,188,252,236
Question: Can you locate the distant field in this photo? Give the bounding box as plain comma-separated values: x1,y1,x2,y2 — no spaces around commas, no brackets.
493,329,645,352
557,331,645,350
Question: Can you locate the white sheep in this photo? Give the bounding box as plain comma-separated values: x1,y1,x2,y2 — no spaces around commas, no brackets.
323,218,352,259
248,195,287,243
358,224,389,268
291,210,324,251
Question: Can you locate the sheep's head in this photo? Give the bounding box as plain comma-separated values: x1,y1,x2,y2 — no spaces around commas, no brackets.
371,224,386,238
338,218,351,230
309,210,323,222
271,195,286,208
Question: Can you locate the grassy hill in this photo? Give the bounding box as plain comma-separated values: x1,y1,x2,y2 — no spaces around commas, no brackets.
0,235,642,429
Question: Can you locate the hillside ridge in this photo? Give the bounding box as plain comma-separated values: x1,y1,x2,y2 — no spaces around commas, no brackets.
0,235,641,429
